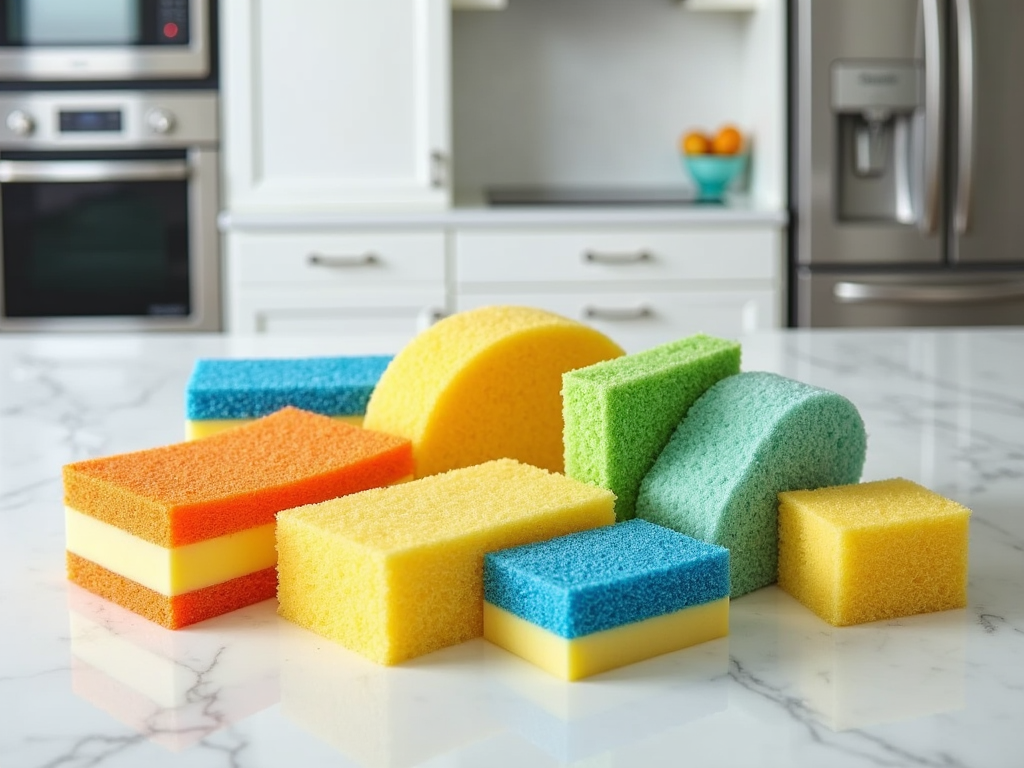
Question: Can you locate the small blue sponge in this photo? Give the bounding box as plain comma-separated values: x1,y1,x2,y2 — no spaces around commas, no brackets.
185,356,393,420
484,519,729,639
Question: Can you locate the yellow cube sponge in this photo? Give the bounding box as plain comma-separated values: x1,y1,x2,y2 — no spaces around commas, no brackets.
778,478,971,626
362,306,624,477
276,458,616,665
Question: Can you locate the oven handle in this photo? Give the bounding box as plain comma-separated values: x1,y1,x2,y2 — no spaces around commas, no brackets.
0,159,190,183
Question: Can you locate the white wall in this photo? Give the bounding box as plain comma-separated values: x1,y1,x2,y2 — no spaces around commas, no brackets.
452,0,754,192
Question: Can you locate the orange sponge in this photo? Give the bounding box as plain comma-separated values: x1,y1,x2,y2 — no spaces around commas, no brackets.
362,306,624,477
67,552,277,630
63,407,413,547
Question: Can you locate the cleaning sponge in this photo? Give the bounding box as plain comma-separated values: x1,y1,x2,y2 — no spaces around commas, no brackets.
362,306,624,477
276,458,616,665
562,334,740,520
185,356,391,438
483,520,730,680
636,372,867,597
778,478,971,626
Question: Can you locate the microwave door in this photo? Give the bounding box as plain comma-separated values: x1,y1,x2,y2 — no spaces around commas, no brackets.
949,0,1024,266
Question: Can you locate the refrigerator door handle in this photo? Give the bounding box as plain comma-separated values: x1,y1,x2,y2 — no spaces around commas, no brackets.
919,0,943,236
954,0,977,239
834,281,1024,305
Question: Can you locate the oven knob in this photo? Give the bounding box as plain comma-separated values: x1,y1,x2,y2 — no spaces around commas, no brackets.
146,108,176,135
6,110,35,136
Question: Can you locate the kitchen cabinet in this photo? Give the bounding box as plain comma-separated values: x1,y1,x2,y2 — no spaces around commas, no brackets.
225,230,448,336
221,0,450,213
454,225,782,351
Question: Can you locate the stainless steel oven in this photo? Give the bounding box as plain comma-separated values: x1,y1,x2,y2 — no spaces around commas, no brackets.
0,0,210,82
0,90,219,331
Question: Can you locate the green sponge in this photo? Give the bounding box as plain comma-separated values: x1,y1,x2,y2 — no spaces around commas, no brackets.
635,371,867,597
562,334,741,521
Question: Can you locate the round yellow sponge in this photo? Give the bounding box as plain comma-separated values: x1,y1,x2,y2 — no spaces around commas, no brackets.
363,306,625,477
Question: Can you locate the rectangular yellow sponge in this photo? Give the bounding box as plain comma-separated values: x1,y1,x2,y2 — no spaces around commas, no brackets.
276,458,616,665
778,478,971,626
484,598,729,681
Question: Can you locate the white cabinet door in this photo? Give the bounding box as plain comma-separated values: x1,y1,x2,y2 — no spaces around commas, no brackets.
222,0,450,213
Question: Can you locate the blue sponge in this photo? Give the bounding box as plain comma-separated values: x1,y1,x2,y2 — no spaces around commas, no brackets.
635,371,867,598
484,519,729,639
185,356,393,420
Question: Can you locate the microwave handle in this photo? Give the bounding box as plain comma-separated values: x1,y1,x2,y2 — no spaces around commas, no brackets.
0,159,190,183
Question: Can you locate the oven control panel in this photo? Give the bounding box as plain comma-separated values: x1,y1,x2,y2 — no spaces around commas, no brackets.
0,92,217,148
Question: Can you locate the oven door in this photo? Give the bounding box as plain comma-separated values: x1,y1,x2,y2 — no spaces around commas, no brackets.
0,0,208,81
0,147,219,331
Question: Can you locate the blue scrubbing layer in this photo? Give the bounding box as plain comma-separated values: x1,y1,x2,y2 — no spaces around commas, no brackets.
636,371,867,598
484,519,729,639
185,356,393,420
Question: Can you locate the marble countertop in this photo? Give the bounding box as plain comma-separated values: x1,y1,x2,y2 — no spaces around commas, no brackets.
1,328,1022,768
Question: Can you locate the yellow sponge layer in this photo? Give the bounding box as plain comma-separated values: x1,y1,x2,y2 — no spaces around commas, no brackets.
276,458,616,665
778,478,971,626
186,414,363,440
483,598,729,681
362,306,624,477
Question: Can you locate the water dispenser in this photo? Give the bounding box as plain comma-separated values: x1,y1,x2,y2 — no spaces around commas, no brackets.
831,62,922,223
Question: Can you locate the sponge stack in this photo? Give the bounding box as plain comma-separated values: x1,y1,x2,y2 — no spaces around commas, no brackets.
563,334,741,520
778,478,971,626
185,356,392,439
64,407,413,629
363,305,624,477
483,520,730,680
637,372,867,597
276,458,616,665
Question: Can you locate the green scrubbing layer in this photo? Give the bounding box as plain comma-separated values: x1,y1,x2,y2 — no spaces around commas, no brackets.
562,334,741,521
636,371,867,597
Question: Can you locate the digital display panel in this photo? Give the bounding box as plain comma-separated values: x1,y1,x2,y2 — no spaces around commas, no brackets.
58,110,123,133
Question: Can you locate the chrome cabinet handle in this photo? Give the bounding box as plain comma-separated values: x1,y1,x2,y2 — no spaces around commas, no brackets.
430,151,447,189
306,253,379,268
584,305,653,321
953,0,976,239
0,159,189,183
583,250,652,265
834,281,1024,304
919,0,943,235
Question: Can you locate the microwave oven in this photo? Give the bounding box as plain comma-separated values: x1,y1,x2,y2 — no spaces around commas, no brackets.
0,0,210,82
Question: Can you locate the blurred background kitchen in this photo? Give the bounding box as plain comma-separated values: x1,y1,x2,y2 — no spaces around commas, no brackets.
0,0,1020,348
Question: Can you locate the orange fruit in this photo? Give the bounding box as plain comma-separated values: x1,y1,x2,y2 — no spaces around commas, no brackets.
681,131,711,155
712,125,743,155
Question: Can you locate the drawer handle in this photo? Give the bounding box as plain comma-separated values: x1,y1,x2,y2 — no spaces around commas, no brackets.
307,253,380,268
583,250,652,265
584,305,653,321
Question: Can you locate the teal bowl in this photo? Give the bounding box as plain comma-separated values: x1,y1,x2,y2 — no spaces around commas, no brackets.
683,154,747,201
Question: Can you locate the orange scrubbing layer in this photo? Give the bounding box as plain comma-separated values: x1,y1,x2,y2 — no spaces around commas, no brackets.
63,407,413,547
362,306,624,478
67,552,277,630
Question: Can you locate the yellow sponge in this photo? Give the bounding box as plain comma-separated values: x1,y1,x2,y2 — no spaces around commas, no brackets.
276,458,615,665
362,306,624,477
778,478,971,626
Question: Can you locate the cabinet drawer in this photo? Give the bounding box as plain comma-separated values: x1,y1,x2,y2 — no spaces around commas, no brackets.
456,290,779,353
228,286,447,336
230,231,446,286
455,228,779,284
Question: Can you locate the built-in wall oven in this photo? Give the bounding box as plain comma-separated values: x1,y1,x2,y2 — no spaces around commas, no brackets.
0,91,218,330
0,0,210,83
0,0,219,331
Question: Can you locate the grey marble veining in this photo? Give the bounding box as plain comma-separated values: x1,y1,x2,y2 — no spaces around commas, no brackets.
1,329,1022,768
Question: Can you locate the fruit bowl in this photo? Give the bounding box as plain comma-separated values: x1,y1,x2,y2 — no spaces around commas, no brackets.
682,154,747,202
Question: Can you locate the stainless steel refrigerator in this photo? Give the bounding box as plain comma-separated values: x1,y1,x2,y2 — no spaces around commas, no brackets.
791,0,1024,327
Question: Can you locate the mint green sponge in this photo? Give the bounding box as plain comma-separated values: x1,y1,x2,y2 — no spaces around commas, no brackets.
635,371,867,597
562,334,741,521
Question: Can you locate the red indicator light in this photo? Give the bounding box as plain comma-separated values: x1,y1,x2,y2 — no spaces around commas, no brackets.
163,22,179,38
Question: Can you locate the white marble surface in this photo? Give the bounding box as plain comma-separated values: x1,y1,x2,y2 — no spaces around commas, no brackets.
1,328,1022,768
